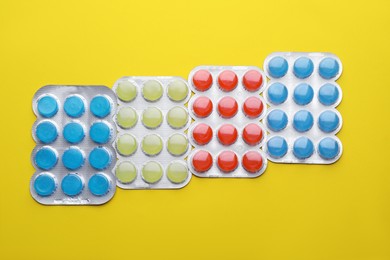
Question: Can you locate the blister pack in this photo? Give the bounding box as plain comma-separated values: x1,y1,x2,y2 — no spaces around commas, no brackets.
263,52,343,164
187,66,268,178
112,77,192,189
31,86,117,205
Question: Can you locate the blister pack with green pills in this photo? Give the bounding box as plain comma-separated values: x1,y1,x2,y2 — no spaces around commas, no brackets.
112,77,192,189
31,86,117,205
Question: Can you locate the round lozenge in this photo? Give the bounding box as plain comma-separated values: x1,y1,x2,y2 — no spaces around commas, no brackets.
35,121,58,144
34,173,57,197
243,70,263,92
61,174,84,196
64,95,85,118
293,137,314,159
90,95,111,118
116,161,137,184
88,173,110,196
318,137,341,160
192,123,213,145
142,80,163,102
167,80,189,102
318,110,340,133
217,124,238,145
293,110,314,132
293,57,314,79
116,81,137,102
266,136,288,158
142,107,163,129
141,161,163,184
35,147,58,170
166,162,189,184
319,58,340,79
243,96,264,118
293,83,314,105
217,96,238,118
88,147,112,170
218,70,238,91
116,107,138,129
267,82,288,105
142,134,163,156
167,133,188,156
63,122,85,144
242,151,264,173
192,96,213,118
192,70,213,91
37,95,58,118
89,122,111,144
318,83,340,106
266,109,288,132
192,150,213,173
167,106,188,129
62,147,85,170
117,134,137,156
242,123,263,145
267,56,288,78
217,151,238,173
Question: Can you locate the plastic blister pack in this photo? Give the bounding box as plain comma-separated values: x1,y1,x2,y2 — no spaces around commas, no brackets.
263,52,343,164
187,66,268,177
112,77,192,189
31,86,117,205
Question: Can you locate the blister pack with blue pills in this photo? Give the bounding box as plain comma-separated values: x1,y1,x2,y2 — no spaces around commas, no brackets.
31,86,117,205
263,52,343,164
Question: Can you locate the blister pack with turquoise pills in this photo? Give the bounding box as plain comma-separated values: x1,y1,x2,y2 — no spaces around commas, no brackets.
263,52,343,164
31,85,117,205
112,77,191,189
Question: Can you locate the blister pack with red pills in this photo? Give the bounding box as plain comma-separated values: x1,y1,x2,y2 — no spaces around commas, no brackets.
187,66,268,178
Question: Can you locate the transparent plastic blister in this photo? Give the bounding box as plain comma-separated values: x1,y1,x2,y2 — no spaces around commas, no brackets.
112,76,192,189
31,85,117,205
263,52,343,164
187,66,268,177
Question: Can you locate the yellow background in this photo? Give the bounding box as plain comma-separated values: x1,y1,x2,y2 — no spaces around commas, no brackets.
0,0,389,259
